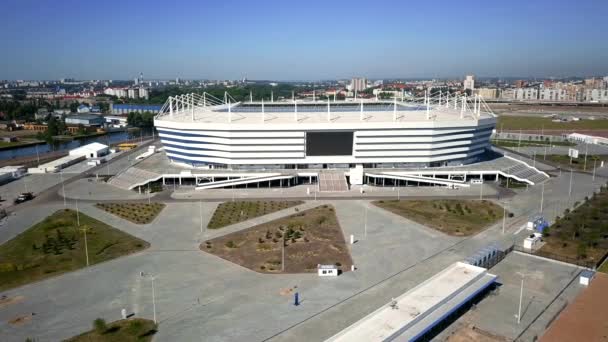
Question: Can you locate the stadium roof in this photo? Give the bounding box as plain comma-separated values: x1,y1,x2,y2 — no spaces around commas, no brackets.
155,92,496,125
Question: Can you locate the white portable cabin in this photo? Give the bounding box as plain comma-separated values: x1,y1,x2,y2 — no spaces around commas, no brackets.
523,233,542,250
317,264,338,277
579,270,595,286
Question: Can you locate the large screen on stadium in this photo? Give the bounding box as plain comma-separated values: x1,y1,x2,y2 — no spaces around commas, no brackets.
306,131,353,156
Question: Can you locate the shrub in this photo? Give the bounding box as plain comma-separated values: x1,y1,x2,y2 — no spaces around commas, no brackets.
93,318,108,334
225,241,236,248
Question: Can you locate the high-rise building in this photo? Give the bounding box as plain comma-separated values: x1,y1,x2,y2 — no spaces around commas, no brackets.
134,77,139,86
139,87,149,100
351,77,367,92
463,75,475,91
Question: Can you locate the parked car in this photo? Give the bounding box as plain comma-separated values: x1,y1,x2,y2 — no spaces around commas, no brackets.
14,192,34,204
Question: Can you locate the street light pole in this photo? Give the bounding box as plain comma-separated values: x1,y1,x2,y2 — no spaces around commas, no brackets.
80,227,89,267
502,204,506,234
517,276,524,324
151,276,156,324
199,201,203,234
35,144,40,167
281,234,285,272
60,170,66,208
584,143,588,171
568,169,573,199
593,159,597,182
76,197,80,226
540,182,545,214
364,204,368,238
141,272,157,324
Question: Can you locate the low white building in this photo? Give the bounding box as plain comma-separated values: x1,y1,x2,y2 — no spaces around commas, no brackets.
0,165,27,184
523,233,542,250
69,142,109,159
317,264,338,277
567,133,608,146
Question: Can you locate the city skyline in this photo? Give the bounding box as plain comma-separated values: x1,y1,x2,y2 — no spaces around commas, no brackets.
1,0,607,80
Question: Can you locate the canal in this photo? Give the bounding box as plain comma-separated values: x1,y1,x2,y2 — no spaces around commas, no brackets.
0,129,154,161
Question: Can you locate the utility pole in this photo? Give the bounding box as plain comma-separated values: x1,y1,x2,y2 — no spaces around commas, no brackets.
80,226,90,267
568,169,573,199
140,272,157,324
35,144,40,167
76,197,80,226
517,274,525,324
60,170,66,208
479,181,483,200
199,201,203,234
148,182,151,205
281,234,285,272
502,204,506,234
584,143,588,171
364,203,368,238
540,182,545,214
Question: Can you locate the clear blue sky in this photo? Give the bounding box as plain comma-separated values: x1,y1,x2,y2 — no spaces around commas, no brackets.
1,0,607,80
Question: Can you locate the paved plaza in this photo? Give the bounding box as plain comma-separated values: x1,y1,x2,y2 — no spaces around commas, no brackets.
0,150,606,341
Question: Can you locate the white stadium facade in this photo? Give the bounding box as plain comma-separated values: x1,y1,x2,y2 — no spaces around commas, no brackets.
107,92,549,191
154,92,494,169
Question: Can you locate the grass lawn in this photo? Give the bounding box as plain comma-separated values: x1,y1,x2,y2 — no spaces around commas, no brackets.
544,155,608,171
599,261,608,273
497,116,608,130
373,200,505,236
492,139,575,148
540,185,608,265
96,202,165,224
207,200,304,229
0,209,149,292
202,205,353,273
66,318,157,342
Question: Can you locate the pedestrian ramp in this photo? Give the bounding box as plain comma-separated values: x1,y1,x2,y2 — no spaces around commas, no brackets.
108,167,162,190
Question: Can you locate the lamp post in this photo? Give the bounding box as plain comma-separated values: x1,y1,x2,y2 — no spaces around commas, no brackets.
364,203,368,238
80,226,90,267
76,197,80,226
516,272,526,324
141,272,157,324
199,201,203,234
540,182,545,214
568,169,573,199
593,159,597,182
502,203,507,234
60,170,66,208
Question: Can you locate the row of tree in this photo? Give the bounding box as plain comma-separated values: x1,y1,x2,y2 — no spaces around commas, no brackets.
126,111,155,127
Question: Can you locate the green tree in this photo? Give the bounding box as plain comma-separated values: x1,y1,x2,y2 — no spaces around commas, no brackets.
69,102,79,113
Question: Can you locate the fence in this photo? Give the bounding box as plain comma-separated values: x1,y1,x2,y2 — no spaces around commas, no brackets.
513,245,596,268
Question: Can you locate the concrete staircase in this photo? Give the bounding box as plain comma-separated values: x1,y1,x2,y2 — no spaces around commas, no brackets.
318,171,349,192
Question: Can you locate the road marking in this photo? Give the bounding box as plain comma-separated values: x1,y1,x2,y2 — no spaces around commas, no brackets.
513,224,527,235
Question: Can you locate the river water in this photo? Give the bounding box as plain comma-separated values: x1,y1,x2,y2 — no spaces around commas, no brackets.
0,129,154,161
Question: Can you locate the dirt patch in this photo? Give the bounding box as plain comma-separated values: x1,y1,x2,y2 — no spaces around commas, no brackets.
446,324,508,342
201,205,353,274
0,295,24,309
8,313,34,326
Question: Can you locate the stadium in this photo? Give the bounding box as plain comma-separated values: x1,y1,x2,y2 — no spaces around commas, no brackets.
107,92,548,191
154,92,495,169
